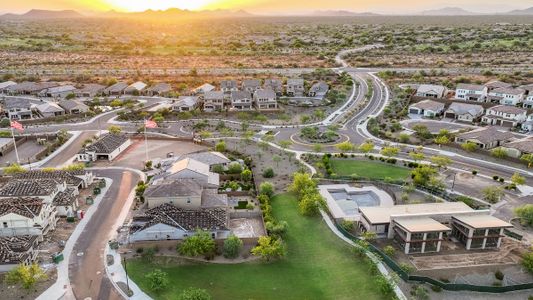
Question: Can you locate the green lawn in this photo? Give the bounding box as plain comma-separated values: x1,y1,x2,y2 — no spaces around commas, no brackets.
330,159,411,180
127,193,385,300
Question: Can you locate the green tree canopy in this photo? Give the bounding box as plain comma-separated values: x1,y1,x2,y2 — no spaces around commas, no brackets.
178,230,215,257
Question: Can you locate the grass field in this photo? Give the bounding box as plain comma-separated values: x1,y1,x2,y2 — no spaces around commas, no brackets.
330,159,411,181
127,193,385,300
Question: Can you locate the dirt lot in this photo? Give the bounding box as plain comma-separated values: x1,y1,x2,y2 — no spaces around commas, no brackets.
104,138,206,169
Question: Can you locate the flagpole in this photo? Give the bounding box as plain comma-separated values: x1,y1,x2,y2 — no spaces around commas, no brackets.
144,119,149,163
11,126,20,164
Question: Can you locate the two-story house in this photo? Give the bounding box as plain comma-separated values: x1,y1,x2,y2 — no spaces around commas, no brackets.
203,91,225,112
482,105,527,127
230,91,253,110
263,79,283,97
242,79,261,93
4,98,34,120
455,84,487,102
308,82,329,99
0,198,57,238
253,89,278,110
487,87,525,106
221,80,238,94
287,78,305,97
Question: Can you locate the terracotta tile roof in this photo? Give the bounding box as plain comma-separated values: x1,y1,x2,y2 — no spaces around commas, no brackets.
0,235,39,265
0,179,58,197
0,198,43,218
52,188,77,206
14,170,84,186
84,134,129,154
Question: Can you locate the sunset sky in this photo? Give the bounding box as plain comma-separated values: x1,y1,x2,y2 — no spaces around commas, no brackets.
0,0,530,14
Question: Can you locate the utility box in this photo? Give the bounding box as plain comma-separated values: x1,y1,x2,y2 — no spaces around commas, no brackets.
86,196,94,205
52,253,64,263
93,187,101,195
99,180,106,188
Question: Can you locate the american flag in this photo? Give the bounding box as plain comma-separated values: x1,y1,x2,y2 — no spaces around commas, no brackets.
145,119,158,129
10,120,23,131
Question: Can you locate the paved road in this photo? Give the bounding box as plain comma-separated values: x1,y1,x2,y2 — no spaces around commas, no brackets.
69,168,139,300
42,131,98,168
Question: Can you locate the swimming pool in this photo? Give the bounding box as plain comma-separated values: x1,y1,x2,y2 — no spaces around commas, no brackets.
329,190,380,215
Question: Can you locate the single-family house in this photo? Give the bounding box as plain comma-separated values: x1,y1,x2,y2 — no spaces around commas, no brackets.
485,80,512,92
500,137,533,158
0,198,57,238
0,81,17,94
38,85,76,99
5,82,59,96
36,102,65,118
482,105,527,127
103,82,128,96
253,89,278,110
242,79,261,92
444,102,484,122
487,87,525,106
52,188,79,217
221,80,238,94
194,83,216,97
59,99,89,114
128,203,230,242
408,99,445,117
4,98,34,120
230,91,253,110
455,127,515,149
287,78,305,97
455,84,487,101
172,96,199,112
77,134,131,162
145,179,203,209
415,84,448,98
0,235,39,272
263,79,283,96
522,114,533,132
124,81,147,95
14,170,94,190
0,179,66,204
75,84,105,98
159,158,219,188
203,91,225,112
308,82,329,99
145,83,172,97
180,151,230,169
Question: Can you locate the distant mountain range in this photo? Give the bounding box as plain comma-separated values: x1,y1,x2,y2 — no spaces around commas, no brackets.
0,6,532,20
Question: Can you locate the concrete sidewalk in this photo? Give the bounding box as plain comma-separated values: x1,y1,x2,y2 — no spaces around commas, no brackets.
105,245,152,300
36,178,113,300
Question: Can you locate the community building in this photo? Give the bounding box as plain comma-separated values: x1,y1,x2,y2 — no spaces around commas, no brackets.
77,134,131,162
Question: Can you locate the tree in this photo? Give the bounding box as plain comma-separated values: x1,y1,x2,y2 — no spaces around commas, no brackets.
5,263,47,289
251,236,285,261
434,135,450,147
262,168,275,178
214,140,226,152
272,155,282,167
288,172,316,199
178,287,211,300
240,169,252,182
336,141,354,153
62,163,85,171
178,230,215,257
383,245,395,257
522,247,533,274
411,165,437,186
409,151,425,162
359,141,374,153
259,182,275,197
3,163,26,175
145,269,169,292
398,133,410,143
430,155,452,169
223,234,243,258
107,125,122,134
461,142,478,152
482,186,504,204
491,147,508,159
199,131,212,139
227,162,242,174
380,146,399,158
515,204,533,226
521,154,533,168
511,172,526,185
299,192,323,216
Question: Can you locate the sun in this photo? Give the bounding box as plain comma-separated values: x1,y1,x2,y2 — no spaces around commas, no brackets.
104,0,217,12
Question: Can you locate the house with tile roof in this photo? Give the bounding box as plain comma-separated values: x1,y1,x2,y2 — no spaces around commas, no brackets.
77,134,131,162
455,127,516,150
158,158,219,188
172,96,199,112
482,105,527,127
0,198,57,238
415,84,448,98
242,79,261,92
129,203,230,242
408,99,445,117
3,97,34,120
124,81,147,95
75,83,105,97
444,102,484,122
253,89,278,110
103,82,128,96
287,78,305,97
14,170,94,190
487,87,525,106
59,99,89,114
36,102,65,118
203,91,225,112
230,91,253,110
454,83,487,101
145,83,172,97
263,79,283,96
0,179,66,203
0,235,40,272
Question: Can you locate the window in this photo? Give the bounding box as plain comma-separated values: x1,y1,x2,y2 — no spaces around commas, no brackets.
2,222,7,228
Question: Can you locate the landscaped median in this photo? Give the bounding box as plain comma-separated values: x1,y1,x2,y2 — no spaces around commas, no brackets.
126,193,388,299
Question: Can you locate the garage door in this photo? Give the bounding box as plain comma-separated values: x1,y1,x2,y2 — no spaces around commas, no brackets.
445,113,455,119
409,108,419,114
